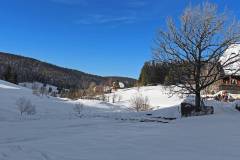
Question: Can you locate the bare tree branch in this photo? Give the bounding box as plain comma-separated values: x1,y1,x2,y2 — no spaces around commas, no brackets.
153,2,240,109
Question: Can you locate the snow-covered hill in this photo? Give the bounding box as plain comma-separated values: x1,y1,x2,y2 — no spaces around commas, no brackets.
0,80,184,121
0,80,73,121
1,80,240,160
106,85,183,108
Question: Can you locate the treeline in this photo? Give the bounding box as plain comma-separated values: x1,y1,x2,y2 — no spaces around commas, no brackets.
2,66,18,84
138,61,182,86
0,52,136,90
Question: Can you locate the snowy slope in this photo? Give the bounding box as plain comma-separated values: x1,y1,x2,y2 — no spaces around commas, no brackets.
0,80,130,121
19,81,58,92
0,80,73,121
107,85,183,108
0,81,184,121
1,80,240,160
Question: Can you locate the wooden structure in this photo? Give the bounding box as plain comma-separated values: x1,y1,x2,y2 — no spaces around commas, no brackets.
217,76,240,94
206,44,240,95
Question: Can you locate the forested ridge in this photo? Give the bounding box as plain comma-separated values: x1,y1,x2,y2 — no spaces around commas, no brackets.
0,52,136,89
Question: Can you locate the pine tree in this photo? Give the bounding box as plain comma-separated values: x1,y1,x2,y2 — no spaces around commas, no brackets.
138,62,150,86
139,61,171,86
3,66,18,84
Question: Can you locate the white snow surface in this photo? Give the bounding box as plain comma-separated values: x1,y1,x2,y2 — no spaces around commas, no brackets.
19,81,58,92
1,80,240,160
107,85,183,108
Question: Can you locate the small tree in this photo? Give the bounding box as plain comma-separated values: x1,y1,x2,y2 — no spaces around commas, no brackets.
101,93,106,101
106,95,110,102
40,84,47,96
87,82,97,96
78,89,86,99
32,82,40,96
48,87,52,94
118,95,122,102
3,66,18,84
130,94,150,112
16,97,36,115
73,103,84,116
138,62,150,86
112,93,117,103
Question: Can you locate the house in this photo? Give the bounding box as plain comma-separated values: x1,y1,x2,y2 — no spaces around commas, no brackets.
112,81,125,91
209,44,240,95
119,82,125,88
93,81,126,94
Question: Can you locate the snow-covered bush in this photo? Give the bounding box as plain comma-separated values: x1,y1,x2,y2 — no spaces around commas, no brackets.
101,93,106,101
16,97,36,115
130,94,150,112
40,85,47,96
111,94,121,103
112,93,117,103
73,103,84,116
105,95,110,102
32,82,40,96
32,89,40,96
118,95,122,102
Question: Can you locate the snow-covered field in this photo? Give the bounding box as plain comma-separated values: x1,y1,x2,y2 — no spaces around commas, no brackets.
106,85,182,108
1,80,240,160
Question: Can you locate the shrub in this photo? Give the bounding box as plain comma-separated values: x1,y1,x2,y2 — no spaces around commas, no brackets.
101,93,106,101
73,103,84,116
118,95,122,102
112,93,117,103
16,97,36,115
130,94,150,112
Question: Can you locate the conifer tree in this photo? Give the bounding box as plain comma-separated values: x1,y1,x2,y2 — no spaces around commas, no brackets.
3,66,18,84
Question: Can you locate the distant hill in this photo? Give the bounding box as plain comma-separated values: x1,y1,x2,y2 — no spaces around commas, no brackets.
0,52,136,89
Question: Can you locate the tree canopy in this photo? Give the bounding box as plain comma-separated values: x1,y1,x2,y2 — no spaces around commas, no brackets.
153,2,240,109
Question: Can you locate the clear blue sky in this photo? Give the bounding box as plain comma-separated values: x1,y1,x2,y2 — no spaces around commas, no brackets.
0,0,239,78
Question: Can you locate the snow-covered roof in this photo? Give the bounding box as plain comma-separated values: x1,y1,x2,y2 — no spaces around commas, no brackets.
119,82,125,88
220,44,240,76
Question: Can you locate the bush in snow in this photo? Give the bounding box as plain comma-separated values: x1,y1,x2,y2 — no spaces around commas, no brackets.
16,97,36,115
118,95,122,102
40,85,47,96
73,103,85,116
106,95,110,102
32,82,41,96
112,93,117,103
130,94,150,112
101,93,107,101
32,89,40,96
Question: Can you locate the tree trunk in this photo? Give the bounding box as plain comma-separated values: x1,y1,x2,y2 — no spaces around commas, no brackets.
195,92,201,112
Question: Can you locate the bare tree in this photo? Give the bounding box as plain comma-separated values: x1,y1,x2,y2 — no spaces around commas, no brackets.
78,89,86,99
40,84,47,96
101,93,106,101
87,82,97,97
16,97,36,115
130,94,150,112
32,82,40,96
106,95,110,102
118,95,122,102
112,93,117,103
153,2,240,110
73,103,84,116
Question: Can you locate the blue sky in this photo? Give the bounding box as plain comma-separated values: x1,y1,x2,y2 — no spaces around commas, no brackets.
0,0,239,78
